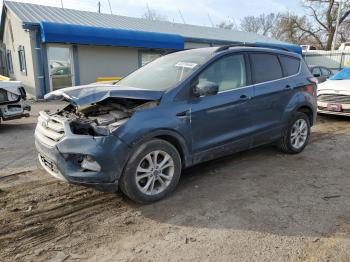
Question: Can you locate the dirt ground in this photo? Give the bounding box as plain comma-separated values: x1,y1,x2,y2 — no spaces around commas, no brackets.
1,101,350,262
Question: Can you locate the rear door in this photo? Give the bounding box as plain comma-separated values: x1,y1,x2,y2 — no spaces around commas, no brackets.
249,52,300,146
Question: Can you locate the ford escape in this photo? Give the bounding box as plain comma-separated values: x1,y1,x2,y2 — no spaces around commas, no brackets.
35,45,317,203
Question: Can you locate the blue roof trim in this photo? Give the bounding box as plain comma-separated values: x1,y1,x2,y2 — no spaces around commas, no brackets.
40,21,184,50
255,42,302,55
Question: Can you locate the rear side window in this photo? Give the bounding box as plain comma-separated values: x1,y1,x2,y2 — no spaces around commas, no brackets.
250,53,283,83
279,55,300,76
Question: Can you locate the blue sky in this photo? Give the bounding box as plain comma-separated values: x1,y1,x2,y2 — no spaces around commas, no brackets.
2,0,305,27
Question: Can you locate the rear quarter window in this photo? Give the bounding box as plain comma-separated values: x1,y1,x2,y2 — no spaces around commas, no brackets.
279,55,300,76
250,53,283,83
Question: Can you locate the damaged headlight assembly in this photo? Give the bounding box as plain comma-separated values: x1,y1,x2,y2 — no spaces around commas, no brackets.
90,118,129,136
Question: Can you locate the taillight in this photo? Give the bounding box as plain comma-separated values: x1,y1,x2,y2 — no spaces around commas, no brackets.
305,84,317,96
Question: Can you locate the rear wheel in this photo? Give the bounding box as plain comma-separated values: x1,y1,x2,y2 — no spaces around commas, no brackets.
120,139,181,203
277,112,310,154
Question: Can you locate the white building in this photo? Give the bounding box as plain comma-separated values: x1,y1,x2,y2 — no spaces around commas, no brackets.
0,1,300,99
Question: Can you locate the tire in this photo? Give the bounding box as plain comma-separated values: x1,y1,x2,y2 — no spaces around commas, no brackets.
277,112,310,154
120,139,182,203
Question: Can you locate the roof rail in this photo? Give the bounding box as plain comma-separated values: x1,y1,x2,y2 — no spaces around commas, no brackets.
215,42,291,53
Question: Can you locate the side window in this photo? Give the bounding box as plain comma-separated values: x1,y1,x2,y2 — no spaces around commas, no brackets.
250,53,283,83
279,55,300,76
312,67,321,76
321,68,331,77
6,50,13,74
18,45,27,75
198,54,247,92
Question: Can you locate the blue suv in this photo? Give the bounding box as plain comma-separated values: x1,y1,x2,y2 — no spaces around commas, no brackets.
35,45,317,203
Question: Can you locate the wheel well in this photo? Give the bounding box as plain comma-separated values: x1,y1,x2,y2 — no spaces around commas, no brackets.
155,135,186,167
297,106,314,125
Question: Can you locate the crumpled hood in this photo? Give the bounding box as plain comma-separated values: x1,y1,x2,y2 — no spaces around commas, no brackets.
318,80,350,96
44,84,164,106
0,80,22,95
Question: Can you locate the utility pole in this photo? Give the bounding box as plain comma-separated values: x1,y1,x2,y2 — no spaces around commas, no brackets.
98,1,101,14
332,0,343,51
60,0,64,8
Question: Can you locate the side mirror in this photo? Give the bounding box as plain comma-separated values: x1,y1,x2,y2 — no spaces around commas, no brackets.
313,73,321,77
193,80,219,97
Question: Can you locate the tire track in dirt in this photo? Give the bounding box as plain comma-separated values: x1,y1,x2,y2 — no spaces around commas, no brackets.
0,171,128,261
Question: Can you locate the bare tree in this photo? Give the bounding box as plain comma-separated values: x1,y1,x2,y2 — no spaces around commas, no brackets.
142,8,168,21
240,16,261,34
278,14,314,45
216,21,237,30
297,0,350,49
240,13,281,37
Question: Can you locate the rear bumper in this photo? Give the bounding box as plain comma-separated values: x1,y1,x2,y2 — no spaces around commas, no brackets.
35,131,132,192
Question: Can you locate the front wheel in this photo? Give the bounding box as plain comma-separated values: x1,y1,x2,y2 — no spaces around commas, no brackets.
120,139,182,203
277,112,310,154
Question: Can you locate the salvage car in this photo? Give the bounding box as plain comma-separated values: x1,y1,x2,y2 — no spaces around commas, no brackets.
317,67,350,116
35,46,317,203
0,80,30,124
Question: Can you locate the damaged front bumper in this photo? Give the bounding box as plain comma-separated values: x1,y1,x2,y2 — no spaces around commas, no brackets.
35,112,131,192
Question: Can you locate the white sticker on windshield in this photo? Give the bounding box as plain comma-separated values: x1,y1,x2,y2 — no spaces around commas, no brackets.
175,62,198,69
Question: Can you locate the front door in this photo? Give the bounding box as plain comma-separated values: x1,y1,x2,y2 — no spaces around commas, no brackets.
47,45,74,91
189,53,254,163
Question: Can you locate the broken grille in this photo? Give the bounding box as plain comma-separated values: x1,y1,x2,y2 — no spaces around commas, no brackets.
318,94,350,104
36,111,65,147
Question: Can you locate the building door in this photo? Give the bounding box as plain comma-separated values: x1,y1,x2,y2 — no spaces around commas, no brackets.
47,45,74,91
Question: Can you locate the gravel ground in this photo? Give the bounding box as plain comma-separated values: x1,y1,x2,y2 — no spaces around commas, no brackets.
0,101,350,262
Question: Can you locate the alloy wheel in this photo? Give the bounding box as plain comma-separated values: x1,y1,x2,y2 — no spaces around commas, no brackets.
290,119,308,149
135,150,175,195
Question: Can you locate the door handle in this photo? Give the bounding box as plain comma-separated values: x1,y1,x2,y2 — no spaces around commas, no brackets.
176,110,190,117
285,85,292,89
239,95,250,101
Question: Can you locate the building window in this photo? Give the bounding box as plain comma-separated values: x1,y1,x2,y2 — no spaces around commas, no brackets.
18,45,27,75
6,50,13,74
139,51,163,67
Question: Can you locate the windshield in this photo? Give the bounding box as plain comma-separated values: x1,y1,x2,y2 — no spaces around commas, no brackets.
330,67,350,80
116,50,211,91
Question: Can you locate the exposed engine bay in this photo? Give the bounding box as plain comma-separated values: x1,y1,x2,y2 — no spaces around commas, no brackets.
57,98,159,136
